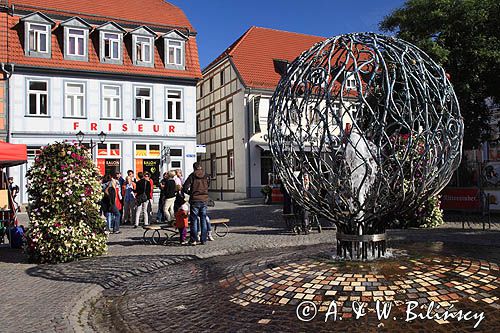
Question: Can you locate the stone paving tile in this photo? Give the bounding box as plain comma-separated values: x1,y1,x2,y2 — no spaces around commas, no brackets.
87,244,500,333
1,199,500,332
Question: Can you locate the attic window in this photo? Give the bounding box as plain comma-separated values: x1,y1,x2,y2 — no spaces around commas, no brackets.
67,29,85,56
345,72,357,90
164,30,187,70
103,33,120,60
28,23,49,54
135,36,153,63
167,39,183,66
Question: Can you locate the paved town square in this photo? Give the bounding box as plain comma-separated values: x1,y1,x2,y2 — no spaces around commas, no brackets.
0,0,499,332
1,200,499,332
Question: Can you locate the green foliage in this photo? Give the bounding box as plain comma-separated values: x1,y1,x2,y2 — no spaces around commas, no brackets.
397,195,444,228
261,185,272,195
380,0,500,148
24,142,107,263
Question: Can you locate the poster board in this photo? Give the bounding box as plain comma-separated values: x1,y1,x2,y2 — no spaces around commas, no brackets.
0,189,9,210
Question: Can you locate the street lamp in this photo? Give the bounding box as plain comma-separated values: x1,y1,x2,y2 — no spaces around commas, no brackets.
76,130,107,159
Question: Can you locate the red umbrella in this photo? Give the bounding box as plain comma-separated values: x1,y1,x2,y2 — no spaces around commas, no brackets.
0,141,27,167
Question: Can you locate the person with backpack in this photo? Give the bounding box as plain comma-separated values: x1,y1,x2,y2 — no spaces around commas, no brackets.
134,172,151,228
103,178,122,234
162,170,177,223
183,162,210,245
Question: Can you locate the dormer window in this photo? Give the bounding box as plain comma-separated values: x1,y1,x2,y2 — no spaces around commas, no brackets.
131,26,156,67
136,37,152,63
61,17,91,61
21,12,55,58
163,30,187,70
97,22,125,64
345,72,357,90
167,40,183,66
103,33,120,60
68,29,85,56
28,24,49,53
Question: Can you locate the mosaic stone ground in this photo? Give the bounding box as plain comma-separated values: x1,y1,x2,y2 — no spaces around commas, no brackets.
89,243,500,332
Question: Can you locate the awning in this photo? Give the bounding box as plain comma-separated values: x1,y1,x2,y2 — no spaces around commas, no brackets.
256,144,270,151
0,141,28,168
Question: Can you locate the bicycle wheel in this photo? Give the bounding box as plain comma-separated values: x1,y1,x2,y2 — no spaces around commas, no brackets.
214,223,229,237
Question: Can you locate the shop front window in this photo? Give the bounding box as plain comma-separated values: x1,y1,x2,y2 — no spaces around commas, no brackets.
135,143,161,186
96,142,121,176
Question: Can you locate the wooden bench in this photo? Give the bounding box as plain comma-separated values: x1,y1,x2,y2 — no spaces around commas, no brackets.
209,218,230,237
142,218,231,244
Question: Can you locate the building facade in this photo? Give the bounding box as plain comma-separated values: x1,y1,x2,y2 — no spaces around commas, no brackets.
0,0,201,203
196,27,324,199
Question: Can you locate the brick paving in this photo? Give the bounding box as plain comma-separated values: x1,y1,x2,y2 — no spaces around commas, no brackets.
0,199,499,332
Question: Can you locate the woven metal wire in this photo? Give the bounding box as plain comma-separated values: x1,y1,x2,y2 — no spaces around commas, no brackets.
268,33,463,236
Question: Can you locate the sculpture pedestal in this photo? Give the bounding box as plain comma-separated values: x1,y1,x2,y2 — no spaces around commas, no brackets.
336,232,386,260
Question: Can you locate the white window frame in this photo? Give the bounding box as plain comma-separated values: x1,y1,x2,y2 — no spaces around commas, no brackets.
66,28,86,57
168,147,184,171
98,142,122,158
101,32,121,61
167,39,184,66
228,150,234,178
345,72,357,90
26,79,49,116
27,23,50,54
64,81,86,118
165,89,183,121
134,143,161,158
101,84,122,119
134,86,153,120
210,153,217,179
134,35,153,65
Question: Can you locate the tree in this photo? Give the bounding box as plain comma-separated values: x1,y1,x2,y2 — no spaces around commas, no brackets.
24,142,107,263
380,0,500,149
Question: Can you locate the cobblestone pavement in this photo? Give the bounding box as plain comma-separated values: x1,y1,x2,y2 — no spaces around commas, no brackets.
0,199,499,332
88,242,499,332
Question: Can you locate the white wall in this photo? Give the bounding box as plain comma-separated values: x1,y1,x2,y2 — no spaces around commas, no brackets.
8,72,198,203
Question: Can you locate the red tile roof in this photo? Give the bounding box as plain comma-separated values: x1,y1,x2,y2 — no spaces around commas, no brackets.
208,26,325,90
8,0,194,32
6,17,202,79
2,3,202,79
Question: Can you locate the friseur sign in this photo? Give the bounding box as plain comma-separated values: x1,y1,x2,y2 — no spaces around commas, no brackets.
72,121,176,134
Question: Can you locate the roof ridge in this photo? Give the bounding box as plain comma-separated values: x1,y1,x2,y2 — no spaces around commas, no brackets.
226,26,256,56
251,26,325,39
202,26,256,72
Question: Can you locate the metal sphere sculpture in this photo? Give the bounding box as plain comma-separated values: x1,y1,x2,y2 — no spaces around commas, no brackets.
268,33,463,259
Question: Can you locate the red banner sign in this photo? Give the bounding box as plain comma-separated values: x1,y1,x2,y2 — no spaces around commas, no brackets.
440,187,481,210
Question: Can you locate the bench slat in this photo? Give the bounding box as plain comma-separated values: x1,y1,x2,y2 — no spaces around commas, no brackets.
210,218,230,224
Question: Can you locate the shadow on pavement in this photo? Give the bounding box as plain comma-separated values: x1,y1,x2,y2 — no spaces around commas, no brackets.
0,245,28,264
25,254,197,288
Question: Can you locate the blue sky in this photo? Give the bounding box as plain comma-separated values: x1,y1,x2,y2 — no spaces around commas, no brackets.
167,0,406,69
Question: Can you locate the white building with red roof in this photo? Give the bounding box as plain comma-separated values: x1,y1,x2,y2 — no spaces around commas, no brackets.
196,26,324,199
0,0,201,203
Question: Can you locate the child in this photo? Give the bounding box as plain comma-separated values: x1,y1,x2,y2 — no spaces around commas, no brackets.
175,202,189,245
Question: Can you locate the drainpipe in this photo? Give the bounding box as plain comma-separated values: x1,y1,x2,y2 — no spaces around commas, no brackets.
245,91,252,198
1,63,14,145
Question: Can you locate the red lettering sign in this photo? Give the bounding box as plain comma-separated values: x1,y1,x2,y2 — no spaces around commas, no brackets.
169,125,175,133
440,188,481,210
138,124,143,132
108,123,112,131
122,124,128,132
90,123,97,131
73,122,79,130
153,125,160,133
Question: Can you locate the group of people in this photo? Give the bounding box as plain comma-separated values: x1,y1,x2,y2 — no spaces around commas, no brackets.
100,162,213,245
